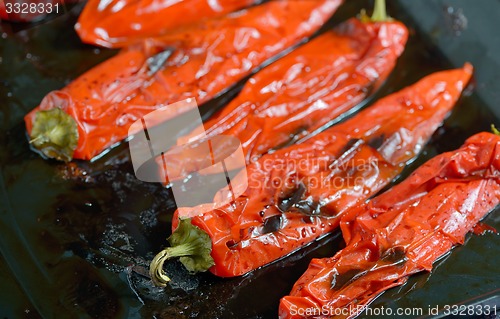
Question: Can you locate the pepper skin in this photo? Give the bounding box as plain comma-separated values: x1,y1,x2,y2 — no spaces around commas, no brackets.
279,131,500,319
75,0,259,48
24,0,342,161
167,17,408,180
150,65,473,283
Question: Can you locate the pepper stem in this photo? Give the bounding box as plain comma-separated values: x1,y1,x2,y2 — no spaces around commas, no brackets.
149,218,214,287
492,124,500,136
29,108,79,162
28,135,44,144
150,243,198,286
371,0,388,21
360,0,392,23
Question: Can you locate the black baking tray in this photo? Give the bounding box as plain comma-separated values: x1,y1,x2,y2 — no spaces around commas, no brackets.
0,1,499,318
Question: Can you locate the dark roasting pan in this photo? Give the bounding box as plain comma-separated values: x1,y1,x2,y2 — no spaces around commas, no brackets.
0,1,499,318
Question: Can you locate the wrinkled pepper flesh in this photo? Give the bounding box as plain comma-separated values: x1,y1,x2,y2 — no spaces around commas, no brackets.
25,0,341,161
166,17,408,180
280,131,500,319
76,0,259,48
149,65,473,285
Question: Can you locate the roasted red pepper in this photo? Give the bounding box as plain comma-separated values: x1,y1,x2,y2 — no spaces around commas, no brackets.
149,65,473,285
167,16,408,180
75,0,259,48
24,0,341,161
279,131,500,319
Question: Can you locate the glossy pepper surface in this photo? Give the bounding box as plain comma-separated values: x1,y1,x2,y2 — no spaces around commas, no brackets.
149,65,473,284
279,131,500,319
168,17,408,180
24,0,341,161
75,0,259,48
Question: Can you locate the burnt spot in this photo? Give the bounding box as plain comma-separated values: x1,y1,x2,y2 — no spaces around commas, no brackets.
290,125,308,140
277,183,323,216
331,268,367,290
338,138,363,157
278,183,307,212
262,215,283,234
226,240,238,250
271,125,309,151
147,47,175,76
380,246,407,266
367,134,386,150
364,82,376,96
319,204,339,217
330,138,364,169
302,215,316,224
290,198,320,216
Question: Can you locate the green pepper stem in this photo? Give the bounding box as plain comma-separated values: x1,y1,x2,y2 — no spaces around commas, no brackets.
149,218,214,287
29,108,79,162
371,0,388,22
29,135,43,144
149,243,198,286
492,124,500,136
361,0,391,23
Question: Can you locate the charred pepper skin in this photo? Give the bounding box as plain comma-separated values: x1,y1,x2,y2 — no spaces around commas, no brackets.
166,18,409,180
24,0,342,161
279,132,500,319
158,65,472,279
75,0,259,48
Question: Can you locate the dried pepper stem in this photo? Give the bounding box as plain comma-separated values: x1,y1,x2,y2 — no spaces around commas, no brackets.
361,0,391,23
150,243,198,286
371,0,389,21
149,219,214,287
492,124,500,136
29,108,78,162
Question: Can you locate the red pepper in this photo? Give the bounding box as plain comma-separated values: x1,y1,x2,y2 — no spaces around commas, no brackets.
166,17,408,180
279,131,500,319
75,0,259,48
24,0,341,161
0,0,7,20
149,65,473,285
